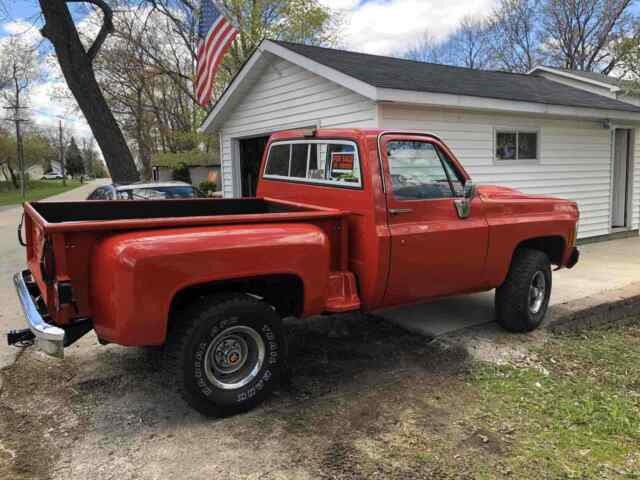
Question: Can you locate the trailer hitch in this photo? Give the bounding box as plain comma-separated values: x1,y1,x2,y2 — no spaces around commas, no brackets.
7,328,35,347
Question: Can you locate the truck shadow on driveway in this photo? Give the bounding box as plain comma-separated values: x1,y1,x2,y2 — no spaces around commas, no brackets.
1,316,483,480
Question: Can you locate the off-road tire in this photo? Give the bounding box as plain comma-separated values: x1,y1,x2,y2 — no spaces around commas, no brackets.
165,293,284,417
495,248,552,333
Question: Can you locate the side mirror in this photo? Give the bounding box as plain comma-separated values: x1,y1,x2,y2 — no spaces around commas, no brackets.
455,181,476,219
464,180,477,199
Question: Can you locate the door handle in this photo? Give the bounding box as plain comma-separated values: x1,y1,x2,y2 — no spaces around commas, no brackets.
389,208,413,215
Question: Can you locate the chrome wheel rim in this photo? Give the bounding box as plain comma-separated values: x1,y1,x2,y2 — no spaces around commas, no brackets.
528,271,547,315
204,325,265,390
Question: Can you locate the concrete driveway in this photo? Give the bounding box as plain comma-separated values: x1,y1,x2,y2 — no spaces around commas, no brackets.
378,236,640,336
0,179,108,370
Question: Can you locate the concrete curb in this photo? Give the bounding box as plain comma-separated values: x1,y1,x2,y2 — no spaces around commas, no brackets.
547,281,640,333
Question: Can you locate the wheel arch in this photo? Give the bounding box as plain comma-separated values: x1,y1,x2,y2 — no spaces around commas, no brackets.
514,235,566,266
167,273,305,336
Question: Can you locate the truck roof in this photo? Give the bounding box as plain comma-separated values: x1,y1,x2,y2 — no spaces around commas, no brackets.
268,128,443,142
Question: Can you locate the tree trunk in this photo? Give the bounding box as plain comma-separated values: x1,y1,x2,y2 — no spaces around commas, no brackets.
38,0,139,183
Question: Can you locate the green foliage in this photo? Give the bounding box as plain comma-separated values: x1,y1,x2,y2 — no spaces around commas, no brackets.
199,180,218,193
213,0,338,95
0,131,57,170
171,162,192,184
91,161,109,178
470,325,640,478
65,137,85,176
0,180,81,206
0,129,58,188
153,149,218,168
617,36,640,96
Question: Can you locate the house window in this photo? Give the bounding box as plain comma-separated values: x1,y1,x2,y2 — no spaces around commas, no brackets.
495,130,539,161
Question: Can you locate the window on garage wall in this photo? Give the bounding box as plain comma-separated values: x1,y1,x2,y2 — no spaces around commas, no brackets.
495,129,539,162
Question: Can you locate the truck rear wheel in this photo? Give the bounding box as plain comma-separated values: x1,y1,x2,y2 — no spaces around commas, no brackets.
495,248,552,333
166,293,284,417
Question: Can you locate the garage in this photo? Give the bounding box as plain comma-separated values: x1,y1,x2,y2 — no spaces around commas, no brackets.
200,40,640,240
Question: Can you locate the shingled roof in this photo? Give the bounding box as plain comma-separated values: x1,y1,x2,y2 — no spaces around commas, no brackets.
274,41,640,113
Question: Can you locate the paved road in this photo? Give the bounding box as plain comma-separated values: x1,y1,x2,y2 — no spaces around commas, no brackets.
0,180,108,369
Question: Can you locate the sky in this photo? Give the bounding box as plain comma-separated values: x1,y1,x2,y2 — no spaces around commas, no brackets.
0,0,498,145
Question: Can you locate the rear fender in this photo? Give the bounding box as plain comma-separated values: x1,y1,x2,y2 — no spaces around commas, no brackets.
90,223,331,346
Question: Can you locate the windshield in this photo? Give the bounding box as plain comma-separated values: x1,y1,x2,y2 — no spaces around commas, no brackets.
117,186,200,200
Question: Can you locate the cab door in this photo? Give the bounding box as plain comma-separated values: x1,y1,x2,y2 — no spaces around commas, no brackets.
381,135,489,306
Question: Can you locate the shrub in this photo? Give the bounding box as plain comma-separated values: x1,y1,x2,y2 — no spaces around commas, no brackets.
172,162,192,184
199,181,217,193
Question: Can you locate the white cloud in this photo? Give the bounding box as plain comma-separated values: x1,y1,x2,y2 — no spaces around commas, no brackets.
28,80,93,141
5,0,499,155
321,0,498,55
2,19,41,45
1,17,95,144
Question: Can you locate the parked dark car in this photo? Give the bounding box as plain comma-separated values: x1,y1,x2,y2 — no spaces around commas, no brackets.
87,181,204,200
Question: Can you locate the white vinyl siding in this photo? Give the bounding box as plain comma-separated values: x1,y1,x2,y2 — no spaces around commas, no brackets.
218,58,377,197
380,104,639,239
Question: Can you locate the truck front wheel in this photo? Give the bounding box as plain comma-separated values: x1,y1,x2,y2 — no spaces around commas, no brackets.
495,248,552,333
166,293,284,417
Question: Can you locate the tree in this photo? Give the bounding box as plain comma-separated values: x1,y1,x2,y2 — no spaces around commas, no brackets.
401,16,495,70
0,130,57,183
0,35,38,189
85,0,337,182
81,138,101,177
402,31,449,64
491,0,543,72
141,0,337,99
65,137,85,176
447,16,496,70
542,0,637,73
38,0,139,183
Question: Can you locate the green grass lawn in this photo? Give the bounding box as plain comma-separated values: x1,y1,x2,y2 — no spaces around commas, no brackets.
0,180,82,206
466,324,640,479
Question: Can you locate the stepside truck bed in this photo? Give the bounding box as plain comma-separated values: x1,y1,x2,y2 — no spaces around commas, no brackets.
22,197,351,338
27,197,341,231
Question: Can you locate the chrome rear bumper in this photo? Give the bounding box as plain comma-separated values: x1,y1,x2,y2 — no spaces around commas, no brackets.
12,270,65,358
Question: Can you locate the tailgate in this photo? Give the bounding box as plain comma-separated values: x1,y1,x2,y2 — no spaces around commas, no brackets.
23,204,93,326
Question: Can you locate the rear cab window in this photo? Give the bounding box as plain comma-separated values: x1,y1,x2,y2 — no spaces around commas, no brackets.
263,140,362,188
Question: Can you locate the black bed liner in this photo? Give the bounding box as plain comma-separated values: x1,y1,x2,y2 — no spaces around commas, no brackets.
31,198,307,223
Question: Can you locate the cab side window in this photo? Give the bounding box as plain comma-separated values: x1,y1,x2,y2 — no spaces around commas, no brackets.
387,141,462,200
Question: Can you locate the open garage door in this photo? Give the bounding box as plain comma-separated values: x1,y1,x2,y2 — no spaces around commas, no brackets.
238,136,269,197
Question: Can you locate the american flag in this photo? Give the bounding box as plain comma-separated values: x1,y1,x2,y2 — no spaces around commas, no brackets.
196,0,238,107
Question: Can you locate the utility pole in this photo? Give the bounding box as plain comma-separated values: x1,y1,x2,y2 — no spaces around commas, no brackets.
58,119,66,186
2,105,29,200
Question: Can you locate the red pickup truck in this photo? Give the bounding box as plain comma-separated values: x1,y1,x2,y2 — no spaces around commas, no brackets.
9,129,579,416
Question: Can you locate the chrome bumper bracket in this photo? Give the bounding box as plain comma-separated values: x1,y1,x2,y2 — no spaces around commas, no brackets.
12,270,65,359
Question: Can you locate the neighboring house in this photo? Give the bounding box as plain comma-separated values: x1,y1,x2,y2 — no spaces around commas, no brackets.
25,164,45,179
151,150,222,189
27,161,63,179
200,40,640,240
